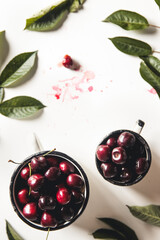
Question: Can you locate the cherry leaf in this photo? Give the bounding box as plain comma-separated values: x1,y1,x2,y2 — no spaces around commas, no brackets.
69,0,86,12
0,88,4,103
92,228,126,240
155,0,160,8
6,220,24,240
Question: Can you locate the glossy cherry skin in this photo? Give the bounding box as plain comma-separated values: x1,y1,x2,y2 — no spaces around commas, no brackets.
47,157,59,167
41,212,57,228
62,55,73,68
28,174,44,191
106,137,117,148
30,190,40,199
135,157,149,175
17,189,29,205
20,167,30,180
61,206,74,221
30,157,40,172
119,167,132,183
23,202,38,221
67,174,84,189
37,156,47,168
117,131,136,148
112,147,127,164
45,167,61,181
38,196,56,210
101,163,117,178
59,161,75,175
96,145,111,162
56,187,71,205
71,190,84,204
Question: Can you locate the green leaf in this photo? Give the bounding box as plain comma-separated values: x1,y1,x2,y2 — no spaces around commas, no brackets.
6,220,24,240
127,205,160,227
155,0,160,7
0,51,37,88
0,96,46,119
140,62,160,97
140,55,160,76
25,0,70,31
103,10,149,30
69,0,86,12
92,229,126,240
109,37,152,56
0,88,4,103
98,218,138,240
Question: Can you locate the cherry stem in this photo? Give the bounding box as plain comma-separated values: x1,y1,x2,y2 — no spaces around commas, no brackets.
46,228,50,240
150,24,160,29
8,160,21,164
28,163,32,195
43,148,56,157
153,50,160,54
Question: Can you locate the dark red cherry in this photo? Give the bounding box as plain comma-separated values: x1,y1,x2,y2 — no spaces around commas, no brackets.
112,147,127,164
62,55,73,68
106,137,117,148
59,161,75,175
71,190,84,204
135,157,149,175
47,157,59,167
38,196,56,210
30,157,40,172
41,212,57,228
20,167,30,180
101,163,117,178
17,189,29,205
96,145,111,162
117,131,136,148
37,156,47,168
56,187,71,205
61,206,74,221
28,174,44,191
30,190,40,199
23,202,38,221
67,174,84,189
45,167,61,181
119,167,132,183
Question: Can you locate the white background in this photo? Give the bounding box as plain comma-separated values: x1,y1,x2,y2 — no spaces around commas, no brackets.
0,0,160,239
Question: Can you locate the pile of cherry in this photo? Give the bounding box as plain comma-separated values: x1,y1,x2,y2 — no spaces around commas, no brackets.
16,154,85,228
96,131,149,184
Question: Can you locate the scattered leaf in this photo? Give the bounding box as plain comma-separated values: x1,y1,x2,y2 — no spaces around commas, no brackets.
127,205,160,227
92,228,125,240
155,0,160,7
6,220,24,240
141,55,160,76
25,0,70,31
69,0,85,12
98,218,138,240
109,37,152,56
0,96,45,119
103,10,149,30
0,51,37,87
0,88,4,103
140,62,160,97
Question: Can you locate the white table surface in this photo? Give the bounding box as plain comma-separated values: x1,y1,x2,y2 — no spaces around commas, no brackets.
1,0,160,239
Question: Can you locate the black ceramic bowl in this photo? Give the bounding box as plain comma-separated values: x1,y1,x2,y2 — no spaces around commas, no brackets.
96,129,151,186
10,151,89,231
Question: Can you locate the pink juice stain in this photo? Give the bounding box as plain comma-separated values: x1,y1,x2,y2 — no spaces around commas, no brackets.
148,88,157,95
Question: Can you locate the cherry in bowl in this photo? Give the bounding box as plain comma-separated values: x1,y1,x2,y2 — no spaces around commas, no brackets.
10,151,89,231
95,122,151,186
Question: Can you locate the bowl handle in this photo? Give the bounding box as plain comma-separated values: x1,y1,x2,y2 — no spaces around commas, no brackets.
134,120,145,134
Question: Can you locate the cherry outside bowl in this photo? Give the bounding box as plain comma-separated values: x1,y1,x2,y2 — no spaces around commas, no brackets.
95,129,152,186
10,151,89,231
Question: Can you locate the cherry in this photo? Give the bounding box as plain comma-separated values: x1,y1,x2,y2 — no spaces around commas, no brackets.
62,55,73,68
101,163,117,178
38,196,56,210
119,167,132,183
117,131,136,148
106,137,117,148
96,145,111,162
30,157,40,172
28,174,44,191
61,206,74,221
47,157,58,167
20,167,30,180
135,157,149,175
30,190,40,199
45,167,61,181
67,174,84,189
56,187,71,205
112,147,127,164
17,189,29,205
59,161,75,175
23,202,38,221
41,212,57,228
71,190,84,204
37,156,47,168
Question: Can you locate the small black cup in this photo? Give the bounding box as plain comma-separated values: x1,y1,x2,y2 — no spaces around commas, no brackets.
10,151,89,231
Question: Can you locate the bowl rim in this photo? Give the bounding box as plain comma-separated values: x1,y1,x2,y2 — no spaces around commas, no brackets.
10,150,90,231
95,129,152,186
